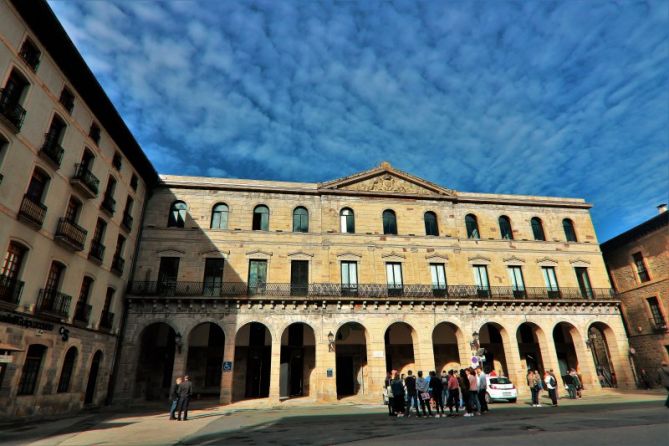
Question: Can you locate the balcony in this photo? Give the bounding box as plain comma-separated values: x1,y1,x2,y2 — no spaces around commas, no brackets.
99,310,114,331
0,89,27,132
73,301,92,325
70,164,99,198
650,318,668,333
121,212,133,232
0,275,24,309
17,194,47,229
100,195,116,216
88,240,105,264
36,288,72,319
39,134,64,168
54,218,87,251
111,254,125,276
127,282,619,302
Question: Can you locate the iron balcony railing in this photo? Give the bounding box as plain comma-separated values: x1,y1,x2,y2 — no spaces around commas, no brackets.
0,274,24,306
649,318,668,333
18,194,47,228
127,281,618,301
100,310,114,330
100,195,116,215
36,288,72,318
88,240,105,263
39,133,65,167
73,301,92,324
121,212,133,232
71,163,100,196
55,218,87,251
111,254,125,275
0,88,27,131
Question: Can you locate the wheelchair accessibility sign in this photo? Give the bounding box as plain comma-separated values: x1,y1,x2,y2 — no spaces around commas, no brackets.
223,361,233,372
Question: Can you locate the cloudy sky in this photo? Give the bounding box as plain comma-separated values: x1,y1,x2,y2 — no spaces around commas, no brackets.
49,0,668,242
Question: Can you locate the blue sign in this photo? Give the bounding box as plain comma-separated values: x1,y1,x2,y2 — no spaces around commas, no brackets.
223,361,233,372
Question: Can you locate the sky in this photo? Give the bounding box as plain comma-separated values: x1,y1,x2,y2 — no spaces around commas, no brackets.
48,0,668,242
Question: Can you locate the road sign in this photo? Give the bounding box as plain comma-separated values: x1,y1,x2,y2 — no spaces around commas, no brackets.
223,361,232,372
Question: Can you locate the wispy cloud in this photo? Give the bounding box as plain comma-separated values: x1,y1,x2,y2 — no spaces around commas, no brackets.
48,0,669,241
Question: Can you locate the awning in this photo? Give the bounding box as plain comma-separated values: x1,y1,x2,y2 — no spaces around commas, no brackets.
0,343,24,352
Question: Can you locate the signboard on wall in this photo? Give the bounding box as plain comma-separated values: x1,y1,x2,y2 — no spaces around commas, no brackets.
223,361,232,372
327,368,333,378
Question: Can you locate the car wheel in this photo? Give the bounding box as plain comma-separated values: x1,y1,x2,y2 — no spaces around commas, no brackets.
485,392,491,404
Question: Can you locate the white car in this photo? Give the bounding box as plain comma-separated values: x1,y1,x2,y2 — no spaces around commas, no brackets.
485,375,517,403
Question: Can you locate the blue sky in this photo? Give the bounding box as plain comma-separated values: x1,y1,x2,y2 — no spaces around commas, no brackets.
49,0,668,242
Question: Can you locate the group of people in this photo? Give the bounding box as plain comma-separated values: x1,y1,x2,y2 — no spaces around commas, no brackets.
527,369,581,407
168,375,193,421
384,367,491,418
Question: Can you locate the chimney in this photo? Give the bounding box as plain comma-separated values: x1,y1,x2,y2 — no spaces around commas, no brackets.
658,204,668,214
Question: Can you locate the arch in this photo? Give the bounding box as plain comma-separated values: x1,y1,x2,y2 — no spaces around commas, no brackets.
552,322,583,378
384,321,416,374
57,346,78,393
186,322,225,397
563,218,577,242
210,203,229,229
499,215,513,240
432,322,463,373
340,207,355,233
335,321,368,398
292,206,309,233
167,201,187,228
382,209,397,235
516,322,546,374
465,214,480,239
478,322,509,376
252,205,269,231
531,217,546,241
233,322,272,401
134,322,176,400
424,211,439,236
587,322,618,388
84,350,103,405
279,322,316,398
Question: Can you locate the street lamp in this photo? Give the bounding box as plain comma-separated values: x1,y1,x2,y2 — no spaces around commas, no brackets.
328,331,335,352
174,332,183,354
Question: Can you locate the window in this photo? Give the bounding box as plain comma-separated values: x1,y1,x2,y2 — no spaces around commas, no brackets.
19,38,41,71
89,123,100,145
57,347,77,393
341,261,358,295
209,203,229,229
248,259,267,295
430,263,447,296
59,87,74,114
424,211,439,236
102,287,114,313
91,218,106,244
167,201,187,228
123,196,134,230
112,152,122,171
563,218,577,242
252,205,269,231
45,261,65,291
114,235,126,258
382,210,397,235
632,252,650,282
0,70,30,130
64,197,81,223
473,265,490,296
102,176,117,213
575,267,593,298
386,262,403,296
101,288,114,329
542,266,560,297
2,241,28,280
26,168,49,203
0,135,8,174
531,217,545,241
290,260,309,296
499,215,513,240
203,258,225,296
42,115,66,166
647,297,665,327
157,257,180,295
75,276,93,319
340,208,355,233
18,345,47,395
130,174,138,191
465,214,480,239
508,266,526,297
293,207,309,233
80,149,94,171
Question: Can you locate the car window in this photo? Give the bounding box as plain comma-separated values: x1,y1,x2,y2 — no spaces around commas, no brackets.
490,377,511,384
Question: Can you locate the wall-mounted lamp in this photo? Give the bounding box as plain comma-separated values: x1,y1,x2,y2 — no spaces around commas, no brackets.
175,332,183,354
470,331,480,352
328,331,335,352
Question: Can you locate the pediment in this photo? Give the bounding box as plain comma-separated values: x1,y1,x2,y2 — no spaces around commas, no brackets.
319,162,455,197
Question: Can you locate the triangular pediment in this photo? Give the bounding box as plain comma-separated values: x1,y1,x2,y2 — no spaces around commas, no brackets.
319,162,455,197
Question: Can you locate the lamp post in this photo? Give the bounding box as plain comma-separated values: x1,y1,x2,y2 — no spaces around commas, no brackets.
328,331,335,352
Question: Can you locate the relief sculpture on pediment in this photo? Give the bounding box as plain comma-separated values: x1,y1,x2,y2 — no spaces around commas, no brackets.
341,174,433,195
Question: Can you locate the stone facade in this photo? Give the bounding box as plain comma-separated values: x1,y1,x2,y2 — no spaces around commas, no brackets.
601,209,669,385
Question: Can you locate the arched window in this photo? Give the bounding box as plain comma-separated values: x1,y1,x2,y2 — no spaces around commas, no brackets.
563,218,577,242
424,211,439,236
57,347,78,393
340,208,355,233
382,210,397,235
167,201,187,228
499,215,513,240
531,217,546,241
18,344,47,395
252,205,269,231
210,203,229,229
293,206,309,233
465,214,480,239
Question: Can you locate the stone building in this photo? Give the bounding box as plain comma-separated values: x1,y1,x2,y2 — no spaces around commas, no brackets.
115,162,632,405
601,206,668,384
0,0,158,417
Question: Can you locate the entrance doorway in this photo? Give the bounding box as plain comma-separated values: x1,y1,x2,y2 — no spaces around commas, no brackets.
186,323,225,397
84,350,103,404
279,323,315,398
384,322,416,374
233,322,271,401
335,322,367,398
135,322,176,400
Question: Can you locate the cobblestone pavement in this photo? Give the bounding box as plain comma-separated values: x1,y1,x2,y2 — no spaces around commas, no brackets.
2,391,667,446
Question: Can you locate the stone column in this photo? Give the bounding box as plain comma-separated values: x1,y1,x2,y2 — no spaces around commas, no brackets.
170,343,189,384
267,334,282,403
413,322,436,375
219,334,236,405
500,329,524,397
538,328,565,392
602,318,635,390
571,325,601,392
366,327,387,404
315,326,337,402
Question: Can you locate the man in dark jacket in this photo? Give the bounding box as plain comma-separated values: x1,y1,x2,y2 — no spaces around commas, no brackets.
177,375,193,421
169,377,182,420
404,370,420,417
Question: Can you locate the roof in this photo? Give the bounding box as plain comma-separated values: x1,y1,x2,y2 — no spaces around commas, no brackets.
601,211,669,252
11,0,159,188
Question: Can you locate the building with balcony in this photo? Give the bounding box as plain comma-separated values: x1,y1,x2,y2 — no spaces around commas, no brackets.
115,162,632,406
601,206,669,385
0,0,158,418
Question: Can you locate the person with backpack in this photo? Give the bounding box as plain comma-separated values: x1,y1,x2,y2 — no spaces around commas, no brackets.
416,370,433,417
544,370,558,406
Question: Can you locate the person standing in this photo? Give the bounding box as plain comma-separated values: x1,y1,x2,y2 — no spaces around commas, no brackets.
476,368,489,413
446,370,460,417
640,369,652,390
564,372,576,399
430,371,445,417
459,369,471,415
169,377,182,420
385,372,394,416
416,371,433,417
544,371,558,406
467,368,481,415
177,375,193,420
391,372,406,417
570,369,583,398
659,361,669,408
441,370,449,410
404,370,420,417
